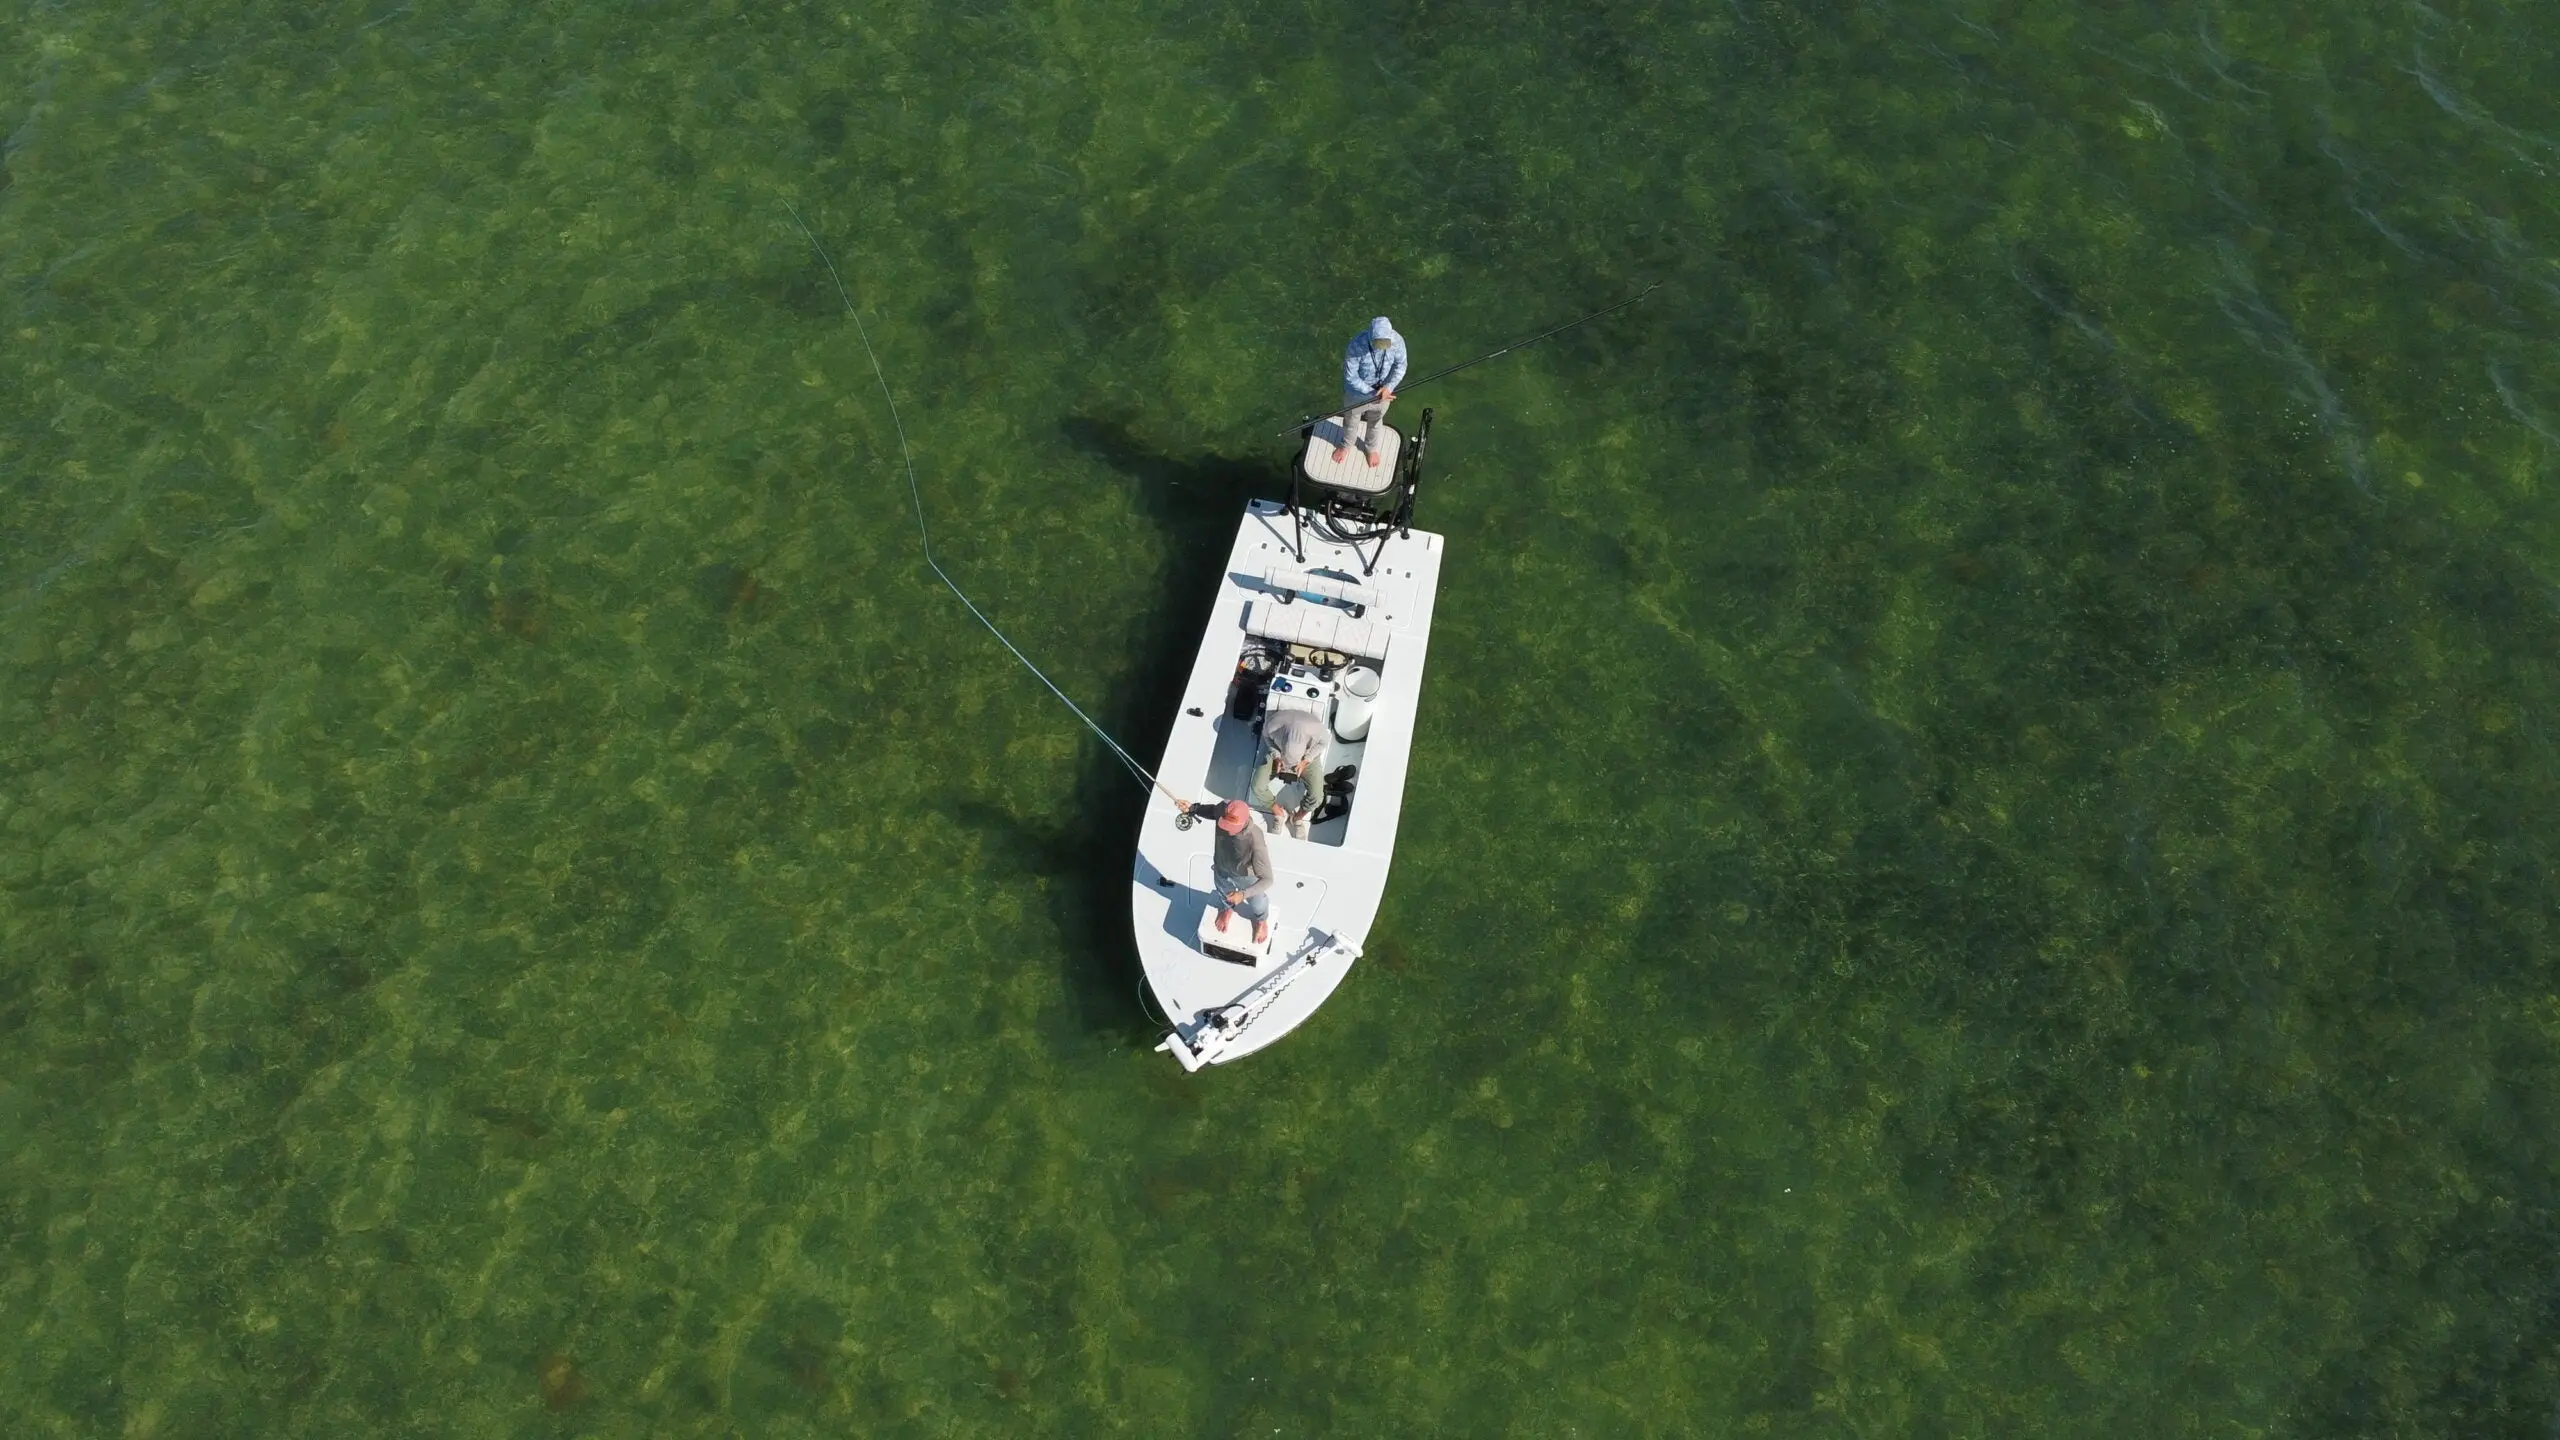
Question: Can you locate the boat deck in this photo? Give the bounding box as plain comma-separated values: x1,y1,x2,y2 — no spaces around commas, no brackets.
1129,497,1445,1066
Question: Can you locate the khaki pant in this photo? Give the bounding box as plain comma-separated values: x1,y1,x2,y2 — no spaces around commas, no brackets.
1250,754,1326,820
1335,389,1393,452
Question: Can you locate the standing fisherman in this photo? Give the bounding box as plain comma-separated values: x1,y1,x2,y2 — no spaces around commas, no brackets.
1171,797,1276,945
1333,316,1408,466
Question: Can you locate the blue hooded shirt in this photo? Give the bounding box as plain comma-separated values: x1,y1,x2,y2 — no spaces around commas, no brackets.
1341,316,1409,401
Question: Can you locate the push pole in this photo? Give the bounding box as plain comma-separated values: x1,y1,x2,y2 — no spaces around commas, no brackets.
1273,282,1661,437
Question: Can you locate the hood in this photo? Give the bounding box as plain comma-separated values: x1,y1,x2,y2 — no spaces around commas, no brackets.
1366,316,1400,344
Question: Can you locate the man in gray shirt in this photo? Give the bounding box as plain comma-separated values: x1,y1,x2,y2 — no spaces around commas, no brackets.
1176,797,1275,945
1252,709,1330,839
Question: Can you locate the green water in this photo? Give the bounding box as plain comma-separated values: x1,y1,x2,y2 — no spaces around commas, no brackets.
7,0,2560,1432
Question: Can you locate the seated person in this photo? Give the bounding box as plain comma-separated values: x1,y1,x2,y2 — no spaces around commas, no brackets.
1172,796,1274,945
1251,709,1330,839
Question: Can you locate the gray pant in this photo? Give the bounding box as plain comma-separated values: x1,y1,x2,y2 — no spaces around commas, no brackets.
1213,884,1271,922
1336,389,1393,452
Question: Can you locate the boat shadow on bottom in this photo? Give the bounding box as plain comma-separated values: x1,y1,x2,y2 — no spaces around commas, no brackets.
942,418,1270,1044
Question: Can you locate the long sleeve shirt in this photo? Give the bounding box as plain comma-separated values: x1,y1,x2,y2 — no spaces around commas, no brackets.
1260,710,1330,776
1341,316,1409,401
1185,803,1276,900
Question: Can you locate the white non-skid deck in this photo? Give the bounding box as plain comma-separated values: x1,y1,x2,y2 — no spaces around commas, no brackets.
1131,497,1444,1067
1301,422,1404,494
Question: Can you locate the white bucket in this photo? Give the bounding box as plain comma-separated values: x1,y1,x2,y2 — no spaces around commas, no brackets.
1331,664,1381,742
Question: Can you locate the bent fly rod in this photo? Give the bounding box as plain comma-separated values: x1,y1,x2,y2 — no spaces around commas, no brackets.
1273,281,1662,436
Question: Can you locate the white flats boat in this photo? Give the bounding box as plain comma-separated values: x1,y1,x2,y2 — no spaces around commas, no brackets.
1132,410,1446,1069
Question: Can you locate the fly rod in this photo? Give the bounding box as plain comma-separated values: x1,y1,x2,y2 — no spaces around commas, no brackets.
1274,281,1662,436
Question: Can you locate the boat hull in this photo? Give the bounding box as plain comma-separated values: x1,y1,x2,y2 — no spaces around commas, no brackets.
1130,499,1445,1067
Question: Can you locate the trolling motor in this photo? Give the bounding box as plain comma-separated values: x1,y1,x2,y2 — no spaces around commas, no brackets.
1154,930,1361,1071
1288,407,1433,576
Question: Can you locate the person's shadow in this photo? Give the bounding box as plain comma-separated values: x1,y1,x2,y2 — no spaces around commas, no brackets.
945,417,1276,1044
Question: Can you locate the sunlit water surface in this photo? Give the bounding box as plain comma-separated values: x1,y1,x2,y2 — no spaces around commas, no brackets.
7,0,2560,1433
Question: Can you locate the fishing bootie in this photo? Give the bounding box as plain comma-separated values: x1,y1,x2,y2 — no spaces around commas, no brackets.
1288,811,1310,840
